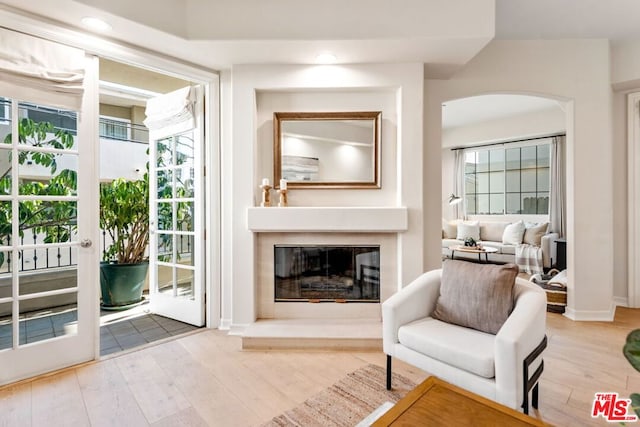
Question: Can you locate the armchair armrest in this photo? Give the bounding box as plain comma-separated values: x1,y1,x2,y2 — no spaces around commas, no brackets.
494,279,547,408
541,232,559,268
382,269,442,355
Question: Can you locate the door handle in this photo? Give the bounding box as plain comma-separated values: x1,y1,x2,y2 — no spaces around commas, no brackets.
80,239,92,248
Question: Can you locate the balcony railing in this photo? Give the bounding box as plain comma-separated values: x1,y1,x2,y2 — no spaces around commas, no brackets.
0,224,192,275
99,117,149,144
0,224,77,274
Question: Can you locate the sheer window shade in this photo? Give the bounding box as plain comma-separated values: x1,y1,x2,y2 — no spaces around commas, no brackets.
0,28,85,110
144,86,195,133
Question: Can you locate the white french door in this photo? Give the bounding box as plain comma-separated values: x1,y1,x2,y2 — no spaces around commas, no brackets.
0,70,98,385
148,87,205,326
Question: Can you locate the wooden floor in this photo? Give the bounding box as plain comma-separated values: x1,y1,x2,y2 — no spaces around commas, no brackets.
1,308,639,426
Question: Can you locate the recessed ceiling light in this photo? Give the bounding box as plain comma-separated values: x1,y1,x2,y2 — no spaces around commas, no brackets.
316,52,337,64
81,17,112,32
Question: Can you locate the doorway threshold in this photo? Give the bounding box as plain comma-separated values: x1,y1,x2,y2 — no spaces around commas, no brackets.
100,295,199,356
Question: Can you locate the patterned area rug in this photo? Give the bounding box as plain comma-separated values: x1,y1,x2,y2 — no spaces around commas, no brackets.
262,364,416,427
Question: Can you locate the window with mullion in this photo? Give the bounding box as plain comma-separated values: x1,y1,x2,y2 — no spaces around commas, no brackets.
464,151,477,214
0,97,9,122
463,142,551,215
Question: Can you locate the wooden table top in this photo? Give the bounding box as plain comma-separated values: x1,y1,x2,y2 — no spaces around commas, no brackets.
449,245,499,254
373,376,549,427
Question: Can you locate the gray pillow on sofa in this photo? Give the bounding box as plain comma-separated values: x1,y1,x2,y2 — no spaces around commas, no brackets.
432,260,518,334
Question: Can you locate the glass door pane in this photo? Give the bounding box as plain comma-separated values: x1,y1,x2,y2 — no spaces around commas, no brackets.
148,86,204,327
0,97,97,386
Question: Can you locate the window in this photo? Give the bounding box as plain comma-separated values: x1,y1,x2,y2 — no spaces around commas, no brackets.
0,97,9,122
464,140,550,215
20,103,77,134
99,116,131,141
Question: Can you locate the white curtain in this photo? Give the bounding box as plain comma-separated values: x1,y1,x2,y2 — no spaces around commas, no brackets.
0,28,85,109
453,149,465,219
549,135,566,237
144,86,196,133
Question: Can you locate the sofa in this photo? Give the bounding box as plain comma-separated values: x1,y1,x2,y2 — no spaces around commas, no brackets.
442,219,558,269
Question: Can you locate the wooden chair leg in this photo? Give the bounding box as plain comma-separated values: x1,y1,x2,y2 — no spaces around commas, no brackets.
386,355,392,390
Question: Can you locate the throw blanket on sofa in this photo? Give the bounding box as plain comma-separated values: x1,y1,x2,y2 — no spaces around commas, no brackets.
516,244,543,274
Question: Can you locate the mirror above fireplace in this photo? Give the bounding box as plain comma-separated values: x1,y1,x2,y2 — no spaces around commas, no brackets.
273,111,381,189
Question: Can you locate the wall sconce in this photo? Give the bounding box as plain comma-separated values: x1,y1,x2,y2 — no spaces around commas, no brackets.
448,194,462,205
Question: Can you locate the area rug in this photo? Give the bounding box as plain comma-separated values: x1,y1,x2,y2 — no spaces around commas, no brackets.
262,364,416,427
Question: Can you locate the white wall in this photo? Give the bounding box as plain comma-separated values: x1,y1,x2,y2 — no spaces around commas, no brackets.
609,41,640,307
224,63,423,328
612,89,630,304
426,39,615,320
100,139,148,181
611,41,640,90
442,107,565,148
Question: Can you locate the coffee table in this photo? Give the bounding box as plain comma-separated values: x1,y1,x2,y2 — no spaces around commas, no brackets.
373,376,548,426
449,245,498,263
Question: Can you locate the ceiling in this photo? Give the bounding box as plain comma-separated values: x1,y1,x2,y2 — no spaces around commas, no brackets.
2,0,638,125
0,0,495,77
2,0,638,74
495,0,640,42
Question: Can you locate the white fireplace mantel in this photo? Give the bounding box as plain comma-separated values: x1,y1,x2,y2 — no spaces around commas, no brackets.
247,206,408,232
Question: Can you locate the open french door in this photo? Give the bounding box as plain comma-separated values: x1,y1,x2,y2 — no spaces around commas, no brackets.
147,86,205,326
0,56,99,385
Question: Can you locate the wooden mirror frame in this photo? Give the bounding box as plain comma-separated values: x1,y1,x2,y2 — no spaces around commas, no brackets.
273,111,381,189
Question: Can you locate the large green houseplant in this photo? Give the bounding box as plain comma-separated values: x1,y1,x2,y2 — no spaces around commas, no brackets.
99,176,149,309
623,329,640,419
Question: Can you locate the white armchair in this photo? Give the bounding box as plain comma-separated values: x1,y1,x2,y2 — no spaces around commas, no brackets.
382,269,547,413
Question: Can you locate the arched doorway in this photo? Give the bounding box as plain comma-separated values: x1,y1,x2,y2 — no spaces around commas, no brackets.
439,93,569,302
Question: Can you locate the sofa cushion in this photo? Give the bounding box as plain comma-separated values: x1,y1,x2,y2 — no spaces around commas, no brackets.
502,220,525,245
442,219,459,239
524,222,549,246
442,238,463,248
456,221,480,241
499,244,516,255
480,222,509,242
398,317,496,378
432,260,518,334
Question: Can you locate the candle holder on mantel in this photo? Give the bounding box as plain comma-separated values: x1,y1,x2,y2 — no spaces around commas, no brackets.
277,189,288,207
260,184,272,207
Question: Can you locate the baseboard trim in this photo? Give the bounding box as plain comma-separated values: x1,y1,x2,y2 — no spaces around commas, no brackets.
614,296,629,307
218,318,233,330
227,323,250,336
564,304,616,321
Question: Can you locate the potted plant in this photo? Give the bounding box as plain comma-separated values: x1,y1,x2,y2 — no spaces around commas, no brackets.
623,329,640,418
99,176,149,309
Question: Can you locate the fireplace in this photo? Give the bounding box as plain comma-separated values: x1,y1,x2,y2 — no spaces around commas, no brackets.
274,245,380,302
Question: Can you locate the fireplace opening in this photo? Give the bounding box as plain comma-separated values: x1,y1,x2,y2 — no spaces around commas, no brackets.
274,245,380,302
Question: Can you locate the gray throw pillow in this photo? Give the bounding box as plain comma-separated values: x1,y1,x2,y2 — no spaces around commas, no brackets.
432,260,518,334
523,222,549,246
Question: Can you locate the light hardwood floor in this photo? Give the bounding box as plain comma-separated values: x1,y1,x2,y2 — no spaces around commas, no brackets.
1,308,639,426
